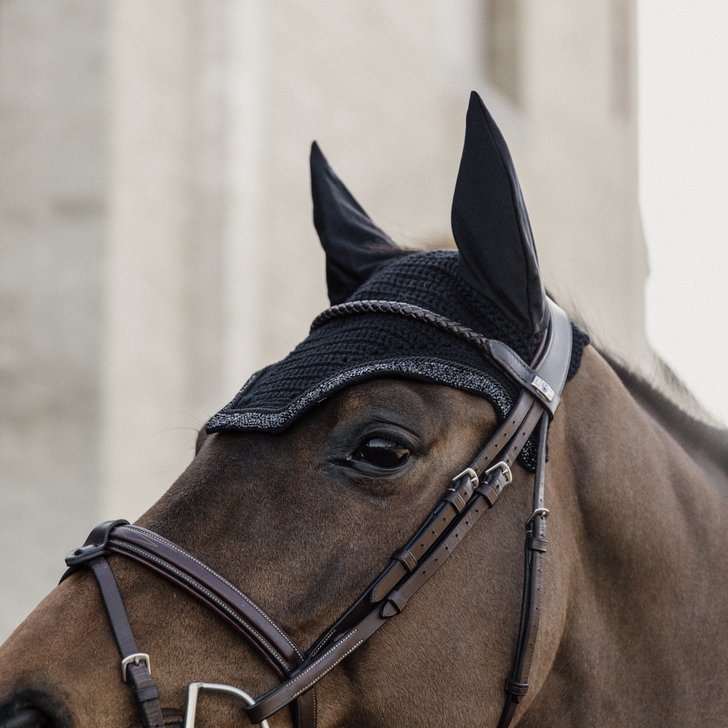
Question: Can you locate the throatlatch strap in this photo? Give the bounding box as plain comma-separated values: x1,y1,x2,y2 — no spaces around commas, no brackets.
497,411,550,728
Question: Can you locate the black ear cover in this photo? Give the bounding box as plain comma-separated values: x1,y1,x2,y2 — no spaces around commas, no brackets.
311,142,406,305
451,92,548,333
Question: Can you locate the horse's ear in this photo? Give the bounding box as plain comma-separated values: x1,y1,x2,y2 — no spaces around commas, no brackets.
451,91,548,333
310,142,403,305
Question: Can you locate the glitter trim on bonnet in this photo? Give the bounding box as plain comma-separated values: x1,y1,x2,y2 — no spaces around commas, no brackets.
206,358,513,431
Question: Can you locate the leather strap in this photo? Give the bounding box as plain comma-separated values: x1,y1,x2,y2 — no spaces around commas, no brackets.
108,526,305,673
106,525,318,728
497,412,550,728
368,393,535,604
88,557,165,728
246,403,545,725
65,523,316,728
496,303,571,727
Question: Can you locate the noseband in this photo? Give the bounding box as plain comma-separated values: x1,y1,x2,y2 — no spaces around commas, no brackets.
63,299,573,728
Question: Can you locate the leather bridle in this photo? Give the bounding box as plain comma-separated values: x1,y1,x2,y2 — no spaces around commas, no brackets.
62,298,573,728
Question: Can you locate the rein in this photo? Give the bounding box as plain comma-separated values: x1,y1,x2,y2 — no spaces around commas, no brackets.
62,299,572,728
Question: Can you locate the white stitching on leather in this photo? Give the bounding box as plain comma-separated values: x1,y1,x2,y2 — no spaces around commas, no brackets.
122,526,303,659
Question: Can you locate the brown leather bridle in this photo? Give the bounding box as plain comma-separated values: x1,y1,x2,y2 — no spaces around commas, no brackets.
62,298,573,728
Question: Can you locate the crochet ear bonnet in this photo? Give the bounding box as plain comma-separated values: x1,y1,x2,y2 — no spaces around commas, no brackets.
206,93,588,467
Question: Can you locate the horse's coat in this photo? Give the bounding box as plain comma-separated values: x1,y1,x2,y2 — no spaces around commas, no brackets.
0,93,726,727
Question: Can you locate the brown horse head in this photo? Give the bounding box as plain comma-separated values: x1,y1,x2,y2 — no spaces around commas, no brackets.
1,93,726,728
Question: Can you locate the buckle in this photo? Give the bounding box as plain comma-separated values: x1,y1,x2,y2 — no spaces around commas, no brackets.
526,507,550,528
484,461,513,485
122,652,151,683
449,467,479,491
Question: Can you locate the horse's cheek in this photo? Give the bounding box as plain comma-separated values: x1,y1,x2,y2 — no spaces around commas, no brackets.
0,575,129,727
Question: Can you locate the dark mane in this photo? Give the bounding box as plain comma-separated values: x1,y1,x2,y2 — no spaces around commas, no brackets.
604,351,728,473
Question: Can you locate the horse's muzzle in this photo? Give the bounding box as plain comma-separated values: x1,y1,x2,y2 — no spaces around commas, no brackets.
0,707,53,728
0,696,64,728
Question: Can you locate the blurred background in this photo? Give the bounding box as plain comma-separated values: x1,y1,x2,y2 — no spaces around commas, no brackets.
1,0,726,640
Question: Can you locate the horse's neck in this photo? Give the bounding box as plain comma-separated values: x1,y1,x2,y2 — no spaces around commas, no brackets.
536,348,728,726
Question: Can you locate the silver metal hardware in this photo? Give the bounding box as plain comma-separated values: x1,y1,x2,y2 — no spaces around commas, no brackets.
526,507,550,527
531,375,555,402
121,652,151,683
449,467,479,490
485,461,513,485
184,682,270,728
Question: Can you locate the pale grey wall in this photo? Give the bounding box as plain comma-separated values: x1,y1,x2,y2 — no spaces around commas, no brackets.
0,0,644,641
0,0,108,638
517,0,648,363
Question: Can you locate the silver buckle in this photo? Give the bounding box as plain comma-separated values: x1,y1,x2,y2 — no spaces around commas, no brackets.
485,460,513,485
449,467,479,490
121,652,151,683
526,507,550,527
184,682,270,728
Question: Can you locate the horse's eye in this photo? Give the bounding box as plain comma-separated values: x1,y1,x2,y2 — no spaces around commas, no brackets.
351,437,411,470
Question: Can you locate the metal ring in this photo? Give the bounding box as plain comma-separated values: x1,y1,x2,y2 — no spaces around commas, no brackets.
184,682,270,728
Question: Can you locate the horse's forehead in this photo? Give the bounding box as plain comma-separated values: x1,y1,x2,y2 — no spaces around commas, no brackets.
320,377,495,427
332,377,464,411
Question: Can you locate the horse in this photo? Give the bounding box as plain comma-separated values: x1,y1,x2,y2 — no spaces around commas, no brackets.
0,91,726,728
